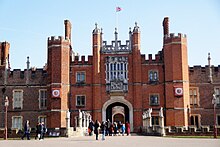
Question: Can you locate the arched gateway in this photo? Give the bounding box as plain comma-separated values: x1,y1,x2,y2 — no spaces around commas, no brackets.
102,96,133,131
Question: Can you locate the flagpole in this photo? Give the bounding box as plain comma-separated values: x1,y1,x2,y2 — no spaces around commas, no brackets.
116,10,118,30
115,6,121,31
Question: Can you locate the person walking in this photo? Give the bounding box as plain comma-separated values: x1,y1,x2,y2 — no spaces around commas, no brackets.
106,119,112,136
21,120,31,140
113,122,118,136
100,121,107,140
88,120,94,136
94,120,100,140
125,121,130,136
41,122,47,140
35,122,41,140
121,123,125,136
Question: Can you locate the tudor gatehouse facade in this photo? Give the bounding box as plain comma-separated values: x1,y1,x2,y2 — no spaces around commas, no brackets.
0,17,220,133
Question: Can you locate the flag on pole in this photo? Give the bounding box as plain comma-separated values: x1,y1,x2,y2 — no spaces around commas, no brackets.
116,7,122,12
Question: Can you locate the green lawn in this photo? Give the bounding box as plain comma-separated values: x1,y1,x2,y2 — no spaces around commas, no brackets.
165,135,220,139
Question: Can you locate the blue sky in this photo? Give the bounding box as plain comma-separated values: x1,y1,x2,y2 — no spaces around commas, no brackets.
0,0,219,69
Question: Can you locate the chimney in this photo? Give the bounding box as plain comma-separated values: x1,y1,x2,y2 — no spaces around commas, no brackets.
64,20,72,42
163,17,169,37
26,56,30,86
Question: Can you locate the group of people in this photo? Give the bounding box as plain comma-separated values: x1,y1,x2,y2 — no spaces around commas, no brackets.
88,119,131,140
35,121,47,140
21,120,47,140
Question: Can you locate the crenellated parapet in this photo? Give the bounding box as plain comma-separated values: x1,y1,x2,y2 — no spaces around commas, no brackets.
72,55,93,65
141,51,163,64
162,17,187,45
189,65,220,83
101,40,131,53
189,65,220,73
164,33,187,45
48,36,69,47
0,68,47,85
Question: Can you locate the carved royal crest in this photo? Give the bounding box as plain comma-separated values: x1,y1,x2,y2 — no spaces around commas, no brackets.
110,79,123,91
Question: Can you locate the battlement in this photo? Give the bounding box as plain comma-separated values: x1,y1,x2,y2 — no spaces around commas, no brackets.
164,33,187,44
48,36,69,45
189,65,220,83
189,65,220,73
165,33,187,39
101,40,131,53
10,68,47,78
0,68,47,84
141,51,163,64
72,55,93,65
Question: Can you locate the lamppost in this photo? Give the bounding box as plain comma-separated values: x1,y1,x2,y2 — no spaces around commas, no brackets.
212,93,217,138
4,96,9,140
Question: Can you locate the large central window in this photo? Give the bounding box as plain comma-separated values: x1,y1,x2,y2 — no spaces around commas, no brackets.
105,56,128,92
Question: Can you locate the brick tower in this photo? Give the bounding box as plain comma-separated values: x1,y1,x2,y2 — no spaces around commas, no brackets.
47,20,71,128
131,23,143,131
163,17,190,127
92,24,102,120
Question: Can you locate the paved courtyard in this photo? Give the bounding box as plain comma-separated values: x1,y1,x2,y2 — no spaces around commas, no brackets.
0,135,219,147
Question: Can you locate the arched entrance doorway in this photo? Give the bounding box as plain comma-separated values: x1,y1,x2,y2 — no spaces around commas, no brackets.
102,96,133,131
106,102,129,124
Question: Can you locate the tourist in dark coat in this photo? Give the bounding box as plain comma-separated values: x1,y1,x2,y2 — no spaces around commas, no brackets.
88,120,94,136
100,121,107,140
94,120,100,140
106,119,112,136
21,120,31,140
41,122,47,139
35,122,41,140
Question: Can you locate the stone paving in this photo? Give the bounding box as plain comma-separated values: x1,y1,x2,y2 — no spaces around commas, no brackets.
0,135,219,147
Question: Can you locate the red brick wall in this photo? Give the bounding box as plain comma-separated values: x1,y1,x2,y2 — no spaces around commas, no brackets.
189,68,220,126
47,35,70,128
163,34,189,126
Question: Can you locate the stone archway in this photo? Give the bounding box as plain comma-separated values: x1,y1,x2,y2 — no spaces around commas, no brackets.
102,96,133,131
113,113,125,123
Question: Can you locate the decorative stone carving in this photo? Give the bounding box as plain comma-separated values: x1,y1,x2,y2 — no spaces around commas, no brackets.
159,107,163,117
106,56,128,63
147,108,152,118
110,80,123,90
78,109,82,127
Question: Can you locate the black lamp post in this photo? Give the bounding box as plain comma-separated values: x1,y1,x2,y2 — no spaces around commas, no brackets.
212,93,217,138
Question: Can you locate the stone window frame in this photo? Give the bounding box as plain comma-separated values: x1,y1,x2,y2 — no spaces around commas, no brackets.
148,70,159,83
76,95,86,107
39,89,47,109
105,56,128,83
151,116,159,126
11,116,23,130
149,93,160,106
217,114,220,126
12,89,23,109
190,114,201,128
214,86,220,106
76,71,86,83
189,87,200,106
